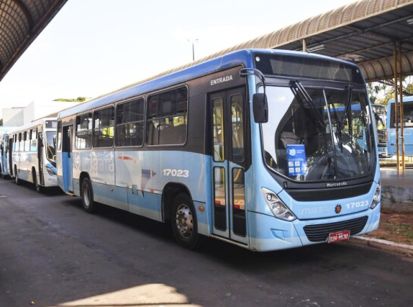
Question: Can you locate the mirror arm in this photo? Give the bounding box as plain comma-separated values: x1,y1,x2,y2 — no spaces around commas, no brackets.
240,68,266,95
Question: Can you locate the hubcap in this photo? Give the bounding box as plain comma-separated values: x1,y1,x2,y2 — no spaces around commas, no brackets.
175,203,193,238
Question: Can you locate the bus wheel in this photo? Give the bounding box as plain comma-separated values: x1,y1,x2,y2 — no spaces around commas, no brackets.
171,193,200,249
32,170,42,193
81,177,96,213
14,166,20,185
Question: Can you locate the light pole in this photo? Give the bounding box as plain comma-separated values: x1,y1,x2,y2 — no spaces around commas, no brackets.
188,38,198,61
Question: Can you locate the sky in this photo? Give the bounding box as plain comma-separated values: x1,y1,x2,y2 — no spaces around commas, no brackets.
0,0,357,111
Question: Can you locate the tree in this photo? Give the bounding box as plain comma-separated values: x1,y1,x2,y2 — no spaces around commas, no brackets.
53,97,89,102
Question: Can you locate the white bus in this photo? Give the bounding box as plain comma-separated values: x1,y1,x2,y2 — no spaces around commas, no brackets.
10,118,58,191
0,128,11,178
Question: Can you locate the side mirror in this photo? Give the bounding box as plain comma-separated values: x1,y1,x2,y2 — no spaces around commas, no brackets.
253,93,268,123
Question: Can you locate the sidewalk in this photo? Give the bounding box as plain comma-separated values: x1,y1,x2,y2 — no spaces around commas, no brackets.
355,208,413,257
355,169,413,256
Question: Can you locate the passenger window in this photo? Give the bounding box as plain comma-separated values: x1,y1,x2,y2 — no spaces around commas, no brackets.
18,133,22,152
146,87,187,145
93,107,115,147
75,113,93,149
23,131,28,152
116,98,144,146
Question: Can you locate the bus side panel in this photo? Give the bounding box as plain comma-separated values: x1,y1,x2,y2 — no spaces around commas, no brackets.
72,150,91,196
90,149,126,210
114,149,209,229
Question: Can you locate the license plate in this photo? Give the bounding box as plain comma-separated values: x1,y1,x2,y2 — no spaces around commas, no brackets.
327,230,350,243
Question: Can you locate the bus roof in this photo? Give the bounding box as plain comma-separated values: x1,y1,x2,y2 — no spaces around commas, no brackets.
7,117,57,135
58,48,360,119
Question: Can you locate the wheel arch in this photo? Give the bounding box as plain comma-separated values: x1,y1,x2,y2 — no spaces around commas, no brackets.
162,182,192,223
79,171,90,184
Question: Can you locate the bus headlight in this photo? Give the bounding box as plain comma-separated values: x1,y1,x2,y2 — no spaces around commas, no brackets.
261,188,296,221
370,183,381,209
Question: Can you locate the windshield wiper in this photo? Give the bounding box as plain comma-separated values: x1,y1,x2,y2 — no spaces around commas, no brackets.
322,90,338,180
290,80,326,130
345,85,353,143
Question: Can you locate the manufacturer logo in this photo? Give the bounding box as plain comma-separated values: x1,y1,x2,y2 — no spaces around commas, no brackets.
326,181,348,188
335,204,342,214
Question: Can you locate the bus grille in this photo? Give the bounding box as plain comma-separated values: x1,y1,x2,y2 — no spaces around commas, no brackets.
303,216,368,242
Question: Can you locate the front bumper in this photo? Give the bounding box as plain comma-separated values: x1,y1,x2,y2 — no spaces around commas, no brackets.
248,204,381,252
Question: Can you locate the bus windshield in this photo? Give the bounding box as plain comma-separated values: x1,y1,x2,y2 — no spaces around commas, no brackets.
262,84,375,182
46,131,56,163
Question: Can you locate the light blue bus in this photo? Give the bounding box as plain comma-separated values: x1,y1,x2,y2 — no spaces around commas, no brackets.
386,96,413,157
56,49,381,251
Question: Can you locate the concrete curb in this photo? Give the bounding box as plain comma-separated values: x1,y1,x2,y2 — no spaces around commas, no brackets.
350,236,413,257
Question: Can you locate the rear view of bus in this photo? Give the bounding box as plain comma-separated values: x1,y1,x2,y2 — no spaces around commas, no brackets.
246,51,380,251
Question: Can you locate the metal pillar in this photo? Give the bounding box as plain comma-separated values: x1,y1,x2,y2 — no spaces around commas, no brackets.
393,42,405,173
394,43,400,172
398,43,405,171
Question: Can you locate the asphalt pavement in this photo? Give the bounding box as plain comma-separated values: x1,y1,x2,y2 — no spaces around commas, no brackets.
0,178,412,307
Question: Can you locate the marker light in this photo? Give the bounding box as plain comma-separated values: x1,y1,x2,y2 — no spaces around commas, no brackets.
261,188,296,221
370,183,381,209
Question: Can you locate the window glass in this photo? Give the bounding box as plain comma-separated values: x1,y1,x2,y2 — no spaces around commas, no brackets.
18,133,21,152
232,168,246,236
57,121,62,150
146,87,187,145
212,97,225,161
93,107,115,147
75,113,93,149
30,129,37,152
231,95,244,162
24,131,29,152
116,99,144,146
214,167,226,231
390,103,413,128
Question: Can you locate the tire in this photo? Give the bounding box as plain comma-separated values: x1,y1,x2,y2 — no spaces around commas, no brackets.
32,170,42,193
171,193,200,249
14,166,20,185
80,177,96,213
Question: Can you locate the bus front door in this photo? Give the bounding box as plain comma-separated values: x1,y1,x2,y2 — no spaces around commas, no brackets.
8,138,13,177
210,88,248,245
37,130,45,185
62,125,74,192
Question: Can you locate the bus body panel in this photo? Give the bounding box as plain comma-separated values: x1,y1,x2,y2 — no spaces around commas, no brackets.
68,150,209,223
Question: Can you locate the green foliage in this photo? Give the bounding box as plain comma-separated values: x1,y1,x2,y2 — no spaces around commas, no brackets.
368,76,413,105
53,97,88,102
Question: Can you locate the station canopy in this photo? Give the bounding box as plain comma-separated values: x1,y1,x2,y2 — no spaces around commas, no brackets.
157,0,413,83
0,0,67,81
